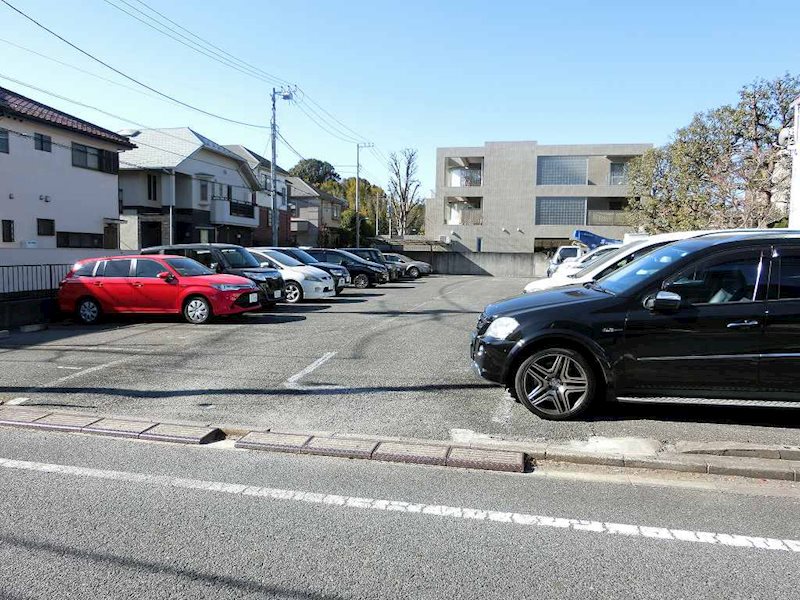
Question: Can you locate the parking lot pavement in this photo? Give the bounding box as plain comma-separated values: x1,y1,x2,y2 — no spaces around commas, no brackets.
1,274,800,447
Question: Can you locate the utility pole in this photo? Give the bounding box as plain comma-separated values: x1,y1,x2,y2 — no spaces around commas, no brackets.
270,87,294,246
355,142,374,247
375,191,380,237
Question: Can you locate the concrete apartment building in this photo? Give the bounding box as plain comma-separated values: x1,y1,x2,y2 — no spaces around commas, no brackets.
427,141,652,253
288,176,347,246
0,86,134,251
118,128,261,249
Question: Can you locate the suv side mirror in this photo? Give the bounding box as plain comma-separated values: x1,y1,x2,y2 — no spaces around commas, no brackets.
210,262,223,273
644,290,682,313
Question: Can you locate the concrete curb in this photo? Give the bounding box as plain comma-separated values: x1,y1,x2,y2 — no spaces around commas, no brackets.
1,405,799,481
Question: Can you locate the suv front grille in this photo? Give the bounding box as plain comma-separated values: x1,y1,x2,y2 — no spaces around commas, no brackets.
476,313,492,335
259,278,283,293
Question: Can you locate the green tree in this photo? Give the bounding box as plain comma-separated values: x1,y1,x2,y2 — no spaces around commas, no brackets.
338,209,375,246
289,159,340,186
628,73,799,232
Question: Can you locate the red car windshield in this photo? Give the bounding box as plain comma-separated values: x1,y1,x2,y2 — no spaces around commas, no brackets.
165,258,214,276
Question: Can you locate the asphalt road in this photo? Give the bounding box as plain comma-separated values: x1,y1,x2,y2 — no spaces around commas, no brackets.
2,275,800,446
1,428,799,599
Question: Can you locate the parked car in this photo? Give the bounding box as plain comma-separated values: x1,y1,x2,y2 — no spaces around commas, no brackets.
305,248,389,288
382,253,432,279
524,231,716,294
141,243,284,305
472,230,800,420
546,245,584,277
267,247,351,295
249,248,335,303
58,255,260,325
551,244,621,279
341,248,402,281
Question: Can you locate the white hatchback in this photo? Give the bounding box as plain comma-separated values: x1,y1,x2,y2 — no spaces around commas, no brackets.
249,248,336,303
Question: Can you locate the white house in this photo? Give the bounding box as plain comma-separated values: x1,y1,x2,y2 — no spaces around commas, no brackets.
0,86,135,250
224,145,292,246
118,128,262,249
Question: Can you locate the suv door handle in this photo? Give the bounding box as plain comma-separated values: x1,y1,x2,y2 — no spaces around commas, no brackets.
727,320,759,329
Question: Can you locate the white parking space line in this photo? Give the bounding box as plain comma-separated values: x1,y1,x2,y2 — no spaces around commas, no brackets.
1,457,797,554
284,352,337,387
6,398,29,405
55,366,82,371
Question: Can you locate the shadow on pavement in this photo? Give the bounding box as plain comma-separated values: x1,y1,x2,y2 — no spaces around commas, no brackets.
0,534,345,600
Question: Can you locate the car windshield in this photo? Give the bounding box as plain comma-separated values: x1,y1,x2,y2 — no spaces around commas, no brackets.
265,250,304,267
597,242,696,294
570,246,629,278
283,248,318,264
165,257,213,276
219,247,260,268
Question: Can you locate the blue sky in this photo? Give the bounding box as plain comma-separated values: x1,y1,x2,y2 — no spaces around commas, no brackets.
1,0,798,194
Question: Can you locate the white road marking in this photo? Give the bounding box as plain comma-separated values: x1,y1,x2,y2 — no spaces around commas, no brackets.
6,397,29,405
1,457,797,554
491,391,515,425
56,366,82,370
46,358,128,386
284,352,336,387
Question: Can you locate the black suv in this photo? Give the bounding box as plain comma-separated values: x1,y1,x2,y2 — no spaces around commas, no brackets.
142,243,284,305
267,247,351,295
472,232,800,420
341,248,402,281
305,248,388,288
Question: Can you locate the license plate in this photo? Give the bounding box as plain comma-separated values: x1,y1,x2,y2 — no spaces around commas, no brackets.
338,278,345,286
249,293,258,303
274,290,282,299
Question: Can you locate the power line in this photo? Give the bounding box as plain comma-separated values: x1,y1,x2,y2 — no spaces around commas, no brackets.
277,131,305,162
0,0,269,129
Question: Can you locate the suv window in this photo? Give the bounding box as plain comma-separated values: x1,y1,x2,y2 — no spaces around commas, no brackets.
768,249,800,300
102,259,132,278
663,249,763,305
325,252,344,265
135,259,166,278
185,249,214,268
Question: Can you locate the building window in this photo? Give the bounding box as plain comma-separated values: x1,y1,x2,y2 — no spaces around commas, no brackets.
147,174,159,201
535,197,587,225
34,133,52,152
609,162,628,185
200,182,209,203
56,231,104,248
476,237,482,253
1,220,14,242
227,185,233,201
290,203,299,217
333,204,341,219
609,200,625,211
37,219,55,236
71,143,119,174
0,128,8,153
536,156,588,185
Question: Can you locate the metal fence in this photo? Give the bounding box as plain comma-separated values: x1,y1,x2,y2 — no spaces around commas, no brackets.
0,264,72,301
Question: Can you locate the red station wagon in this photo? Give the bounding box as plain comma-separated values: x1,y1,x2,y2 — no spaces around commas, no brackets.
58,255,261,324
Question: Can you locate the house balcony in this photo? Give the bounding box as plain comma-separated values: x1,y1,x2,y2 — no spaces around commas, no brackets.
230,201,255,218
211,196,257,227
587,209,630,226
445,156,483,188
445,196,482,225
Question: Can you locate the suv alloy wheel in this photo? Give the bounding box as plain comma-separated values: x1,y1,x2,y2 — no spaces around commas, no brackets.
284,281,303,303
353,274,370,289
514,348,596,420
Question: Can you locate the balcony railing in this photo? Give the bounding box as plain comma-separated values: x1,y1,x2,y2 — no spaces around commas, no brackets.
446,207,483,226
230,202,255,218
448,168,482,187
587,210,630,226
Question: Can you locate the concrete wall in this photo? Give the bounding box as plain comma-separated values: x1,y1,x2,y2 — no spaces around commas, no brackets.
0,117,126,249
402,250,549,278
0,248,133,266
427,141,651,253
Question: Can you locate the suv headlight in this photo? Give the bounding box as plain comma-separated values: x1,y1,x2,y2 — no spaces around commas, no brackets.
484,317,519,340
246,273,267,281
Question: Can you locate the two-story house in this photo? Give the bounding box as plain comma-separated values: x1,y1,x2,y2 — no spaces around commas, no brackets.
426,141,652,253
287,176,347,247
118,128,261,249
0,86,135,250
224,145,291,246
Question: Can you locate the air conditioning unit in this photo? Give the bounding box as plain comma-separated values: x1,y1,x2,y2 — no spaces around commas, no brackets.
438,235,450,244
22,240,38,248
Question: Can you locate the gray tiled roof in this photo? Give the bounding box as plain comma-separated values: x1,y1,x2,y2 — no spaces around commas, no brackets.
121,128,247,169
287,176,347,206
0,86,135,148
224,144,289,175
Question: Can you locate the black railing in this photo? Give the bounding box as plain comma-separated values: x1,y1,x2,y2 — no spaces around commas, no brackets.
230,202,255,218
0,264,72,301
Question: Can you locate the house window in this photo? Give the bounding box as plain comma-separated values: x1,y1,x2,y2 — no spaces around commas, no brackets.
147,174,159,201
535,197,587,225
37,219,55,236
34,133,52,152
290,203,299,217
476,237,482,253
71,143,119,174
609,162,628,185
200,182,209,203
0,128,8,153
333,204,341,219
56,231,104,248
609,200,625,211
251,192,257,204
227,185,233,201
536,156,588,185
1,220,13,242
